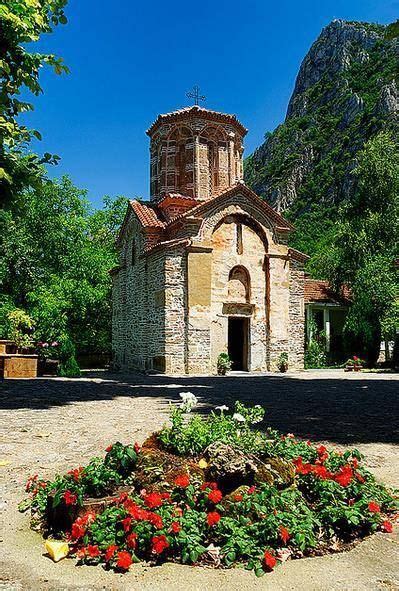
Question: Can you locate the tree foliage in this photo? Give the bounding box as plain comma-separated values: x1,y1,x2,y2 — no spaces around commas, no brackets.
0,176,128,356
0,0,69,203
313,132,399,362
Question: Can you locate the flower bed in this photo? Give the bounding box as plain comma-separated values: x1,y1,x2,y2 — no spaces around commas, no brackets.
20,397,397,576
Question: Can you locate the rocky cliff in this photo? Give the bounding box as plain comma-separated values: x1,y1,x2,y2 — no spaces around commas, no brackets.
245,19,398,253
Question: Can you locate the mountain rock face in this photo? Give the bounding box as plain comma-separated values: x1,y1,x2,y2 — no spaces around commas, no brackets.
245,19,398,250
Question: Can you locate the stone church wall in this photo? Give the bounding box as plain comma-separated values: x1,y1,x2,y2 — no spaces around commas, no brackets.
288,258,305,370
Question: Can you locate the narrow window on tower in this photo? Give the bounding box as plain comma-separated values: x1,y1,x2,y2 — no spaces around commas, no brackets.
131,239,136,266
236,223,243,255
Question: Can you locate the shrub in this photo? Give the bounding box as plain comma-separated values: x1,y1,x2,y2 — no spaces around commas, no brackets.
57,337,81,377
277,352,288,372
7,308,35,350
158,399,265,456
217,353,232,375
305,339,327,368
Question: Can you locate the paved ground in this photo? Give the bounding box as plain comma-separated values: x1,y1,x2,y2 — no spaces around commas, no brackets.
0,369,398,590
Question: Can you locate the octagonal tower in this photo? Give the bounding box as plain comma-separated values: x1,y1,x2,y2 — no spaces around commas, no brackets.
146,106,247,201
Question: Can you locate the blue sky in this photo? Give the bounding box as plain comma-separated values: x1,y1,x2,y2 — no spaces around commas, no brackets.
26,0,398,207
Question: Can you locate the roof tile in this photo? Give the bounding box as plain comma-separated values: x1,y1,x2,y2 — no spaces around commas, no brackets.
304,279,351,304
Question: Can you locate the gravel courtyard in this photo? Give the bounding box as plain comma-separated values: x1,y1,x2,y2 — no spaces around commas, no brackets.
0,369,398,591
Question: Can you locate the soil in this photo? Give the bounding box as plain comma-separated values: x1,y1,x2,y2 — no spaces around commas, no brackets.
0,369,398,590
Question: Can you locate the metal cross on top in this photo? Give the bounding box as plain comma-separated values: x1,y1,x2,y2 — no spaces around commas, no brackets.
186,85,206,106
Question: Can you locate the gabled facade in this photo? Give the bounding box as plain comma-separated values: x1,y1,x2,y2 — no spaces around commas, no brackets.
111,106,309,374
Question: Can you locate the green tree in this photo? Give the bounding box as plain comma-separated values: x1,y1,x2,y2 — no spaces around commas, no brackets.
0,176,128,357
317,132,399,364
0,0,69,204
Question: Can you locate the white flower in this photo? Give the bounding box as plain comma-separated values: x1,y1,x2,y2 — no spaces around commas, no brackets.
251,417,263,424
179,391,198,411
232,413,245,423
215,405,229,412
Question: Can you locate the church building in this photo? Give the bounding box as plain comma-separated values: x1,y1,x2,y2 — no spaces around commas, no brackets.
111,105,309,374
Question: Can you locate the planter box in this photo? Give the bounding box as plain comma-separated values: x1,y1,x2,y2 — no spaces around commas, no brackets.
38,358,59,376
0,340,17,355
0,354,38,378
344,365,363,372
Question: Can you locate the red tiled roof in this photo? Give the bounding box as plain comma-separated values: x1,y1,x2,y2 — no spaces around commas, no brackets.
129,200,165,228
166,183,295,232
289,247,310,263
304,279,351,305
146,106,247,137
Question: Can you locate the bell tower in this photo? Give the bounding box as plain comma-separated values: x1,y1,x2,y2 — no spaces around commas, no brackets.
146,106,247,201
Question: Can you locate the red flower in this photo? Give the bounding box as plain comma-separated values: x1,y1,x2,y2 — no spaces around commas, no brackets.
76,547,86,560
147,512,163,529
368,501,381,513
200,481,218,491
353,356,358,361
121,516,132,532
263,550,277,571
70,515,93,540
105,545,118,562
233,493,243,502
116,550,132,570
144,492,163,509
126,532,138,549
279,525,290,544
105,444,113,452
63,490,77,505
25,474,38,492
207,511,221,526
170,521,181,533
161,492,171,500
312,465,332,480
352,458,359,470
293,457,312,475
124,499,140,516
334,464,353,487
382,520,393,533
247,485,256,494
208,489,223,504
87,545,100,558
175,473,190,488
317,445,328,463
68,467,84,482
152,534,169,554
134,441,140,454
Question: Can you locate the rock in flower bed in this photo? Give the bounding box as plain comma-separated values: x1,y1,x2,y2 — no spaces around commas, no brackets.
20,396,397,576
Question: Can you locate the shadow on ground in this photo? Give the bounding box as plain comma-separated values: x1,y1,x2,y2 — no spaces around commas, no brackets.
1,371,398,445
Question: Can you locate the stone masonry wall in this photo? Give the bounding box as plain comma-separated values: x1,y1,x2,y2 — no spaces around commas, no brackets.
288,258,306,370
113,191,306,375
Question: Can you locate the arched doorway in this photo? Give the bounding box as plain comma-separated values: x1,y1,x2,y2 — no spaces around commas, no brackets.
226,266,251,370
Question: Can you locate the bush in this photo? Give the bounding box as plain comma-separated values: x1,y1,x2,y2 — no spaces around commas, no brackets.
57,337,81,377
305,339,327,368
217,353,232,375
7,308,35,350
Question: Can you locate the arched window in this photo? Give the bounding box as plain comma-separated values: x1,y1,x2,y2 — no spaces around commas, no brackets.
228,266,250,303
